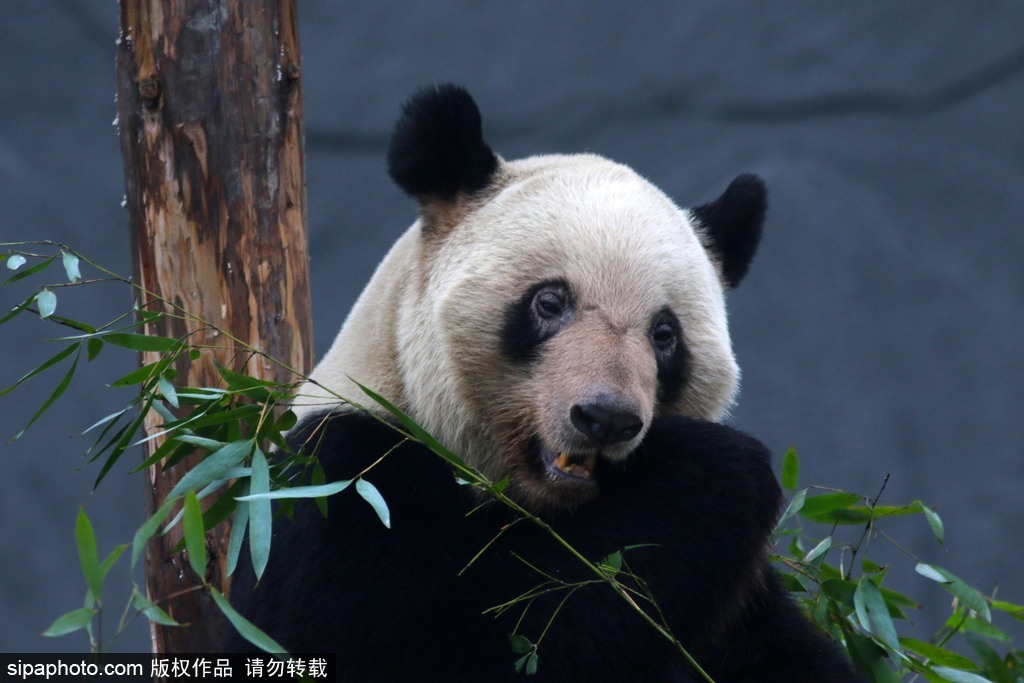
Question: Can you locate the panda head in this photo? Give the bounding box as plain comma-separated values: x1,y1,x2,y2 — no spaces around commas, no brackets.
365,85,765,513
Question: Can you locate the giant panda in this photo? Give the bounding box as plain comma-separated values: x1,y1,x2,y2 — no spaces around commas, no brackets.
226,85,862,682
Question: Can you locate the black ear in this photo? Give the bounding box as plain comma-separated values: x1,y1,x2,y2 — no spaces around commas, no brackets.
387,84,499,203
690,173,767,288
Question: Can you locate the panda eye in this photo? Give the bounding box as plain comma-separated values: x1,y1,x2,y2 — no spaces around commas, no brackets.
534,288,567,320
650,315,678,352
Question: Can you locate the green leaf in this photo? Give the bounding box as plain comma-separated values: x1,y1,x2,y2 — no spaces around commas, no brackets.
41,607,95,637
844,631,900,683
75,508,103,601
0,291,36,324
801,537,832,564
599,550,623,577
182,491,207,579
100,544,127,579
227,491,250,578
173,434,226,451
45,315,94,333
798,492,864,524
11,347,80,441
513,651,539,675
898,638,980,670
356,478,391,529
510,634,534,654
249,447,271,581
133,498,175,568
209,587,288,654
110,359,168,387
916,500,945,545
158,376,179,409
235,480,354,501
781,447,799,490
915,563,992,623
0,342,78,396
6,253,27,270
854,576,899,650
771,488,806,544
2,254,54,284
102,332,180,353
61,250,81,282
86,337,103,361
166,440,253,501
930,667,996,683
132,589,181,627
36,288,57,318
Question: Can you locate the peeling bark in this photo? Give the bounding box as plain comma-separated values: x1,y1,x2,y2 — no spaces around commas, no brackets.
116,0,312,653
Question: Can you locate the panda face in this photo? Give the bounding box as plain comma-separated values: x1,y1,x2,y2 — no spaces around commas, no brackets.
302,86,764,515
415,156,740,511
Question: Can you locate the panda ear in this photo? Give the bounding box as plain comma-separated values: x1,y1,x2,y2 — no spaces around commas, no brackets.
690,173,767,288
387,84,499,204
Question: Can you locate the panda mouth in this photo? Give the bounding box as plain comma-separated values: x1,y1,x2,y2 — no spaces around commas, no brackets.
539,443,598,482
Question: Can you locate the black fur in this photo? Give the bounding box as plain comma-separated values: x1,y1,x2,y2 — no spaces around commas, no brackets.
387,84,499,202
691,174,767,288
226,412,862,682
499,279,574,361
651,307,691,406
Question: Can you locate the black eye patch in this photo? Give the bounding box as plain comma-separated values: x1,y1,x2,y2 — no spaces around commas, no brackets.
651,308,690,405
499,280,573,361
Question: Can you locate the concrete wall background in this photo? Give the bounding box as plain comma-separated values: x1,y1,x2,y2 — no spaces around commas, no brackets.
1,2,1021,653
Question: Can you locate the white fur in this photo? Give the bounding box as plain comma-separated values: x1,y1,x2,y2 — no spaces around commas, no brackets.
294,154,739,485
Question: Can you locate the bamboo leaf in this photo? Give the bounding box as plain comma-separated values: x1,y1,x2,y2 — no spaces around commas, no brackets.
771,488,806,544
41,607,95,638
166,440,252,501
182,491,207,579
235,480,353,501
86,338,103,361
173,434,225,451
915,563,992,623
132,589,181,627
132,498,176,568
158,376,179,409
356,478,391,529
101,332,179,353
930,667,996,683
209,587,287,654
781,447,799,490
99,544,127,579
854,576,899,650
227,488,250,578
249,447,271,580
61,250,81,282
75,508,103,601
898,638,979,670
2,254,54,285
0,291,36,324
45,315,94,333
11,347,80,441
916,500,945,545
0,342,78,396
82,408,128,435
35,288,57,318
802,536,832,564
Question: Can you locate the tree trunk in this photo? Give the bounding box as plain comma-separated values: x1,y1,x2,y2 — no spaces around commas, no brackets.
115,0,312,653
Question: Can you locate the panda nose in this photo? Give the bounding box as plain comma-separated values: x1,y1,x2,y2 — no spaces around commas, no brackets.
570,403,644,445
